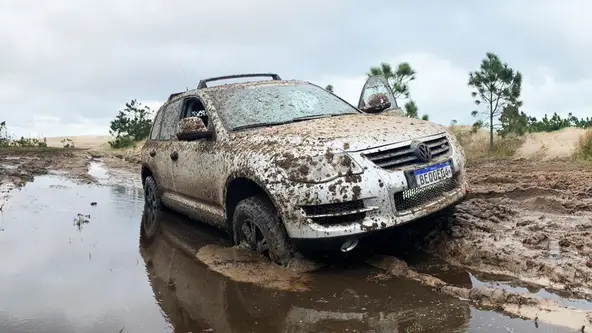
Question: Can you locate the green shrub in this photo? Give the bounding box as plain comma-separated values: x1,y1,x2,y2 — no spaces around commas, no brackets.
109,135,136,149
109,99,153,149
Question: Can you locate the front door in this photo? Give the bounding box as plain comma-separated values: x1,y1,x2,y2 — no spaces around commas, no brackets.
169,96,225,227
358,75,404,115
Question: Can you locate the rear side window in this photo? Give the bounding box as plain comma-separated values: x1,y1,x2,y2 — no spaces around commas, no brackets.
149,108,165,140
159,100,183,140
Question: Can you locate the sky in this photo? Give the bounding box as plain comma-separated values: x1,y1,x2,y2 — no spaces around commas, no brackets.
2,0,592,138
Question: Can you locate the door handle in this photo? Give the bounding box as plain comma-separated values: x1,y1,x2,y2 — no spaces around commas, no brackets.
149,150,156,157
170,151,178,161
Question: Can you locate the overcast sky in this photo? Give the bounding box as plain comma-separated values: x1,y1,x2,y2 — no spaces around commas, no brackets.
2,0,591,138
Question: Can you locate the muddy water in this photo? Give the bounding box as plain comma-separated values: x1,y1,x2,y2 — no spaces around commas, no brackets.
0,164,575,332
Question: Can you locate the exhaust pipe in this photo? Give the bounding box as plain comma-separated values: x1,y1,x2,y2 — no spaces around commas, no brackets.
340,238,359,253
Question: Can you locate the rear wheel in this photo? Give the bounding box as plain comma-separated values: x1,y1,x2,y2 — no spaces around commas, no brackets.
232,196,293,266
142,176,163,241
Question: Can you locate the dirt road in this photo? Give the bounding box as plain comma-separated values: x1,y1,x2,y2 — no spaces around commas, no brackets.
1,149,591,332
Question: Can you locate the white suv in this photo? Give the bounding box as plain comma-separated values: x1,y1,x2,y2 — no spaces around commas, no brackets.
140,73,469,265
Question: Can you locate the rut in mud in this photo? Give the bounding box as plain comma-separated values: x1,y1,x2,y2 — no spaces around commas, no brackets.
423,159,592,298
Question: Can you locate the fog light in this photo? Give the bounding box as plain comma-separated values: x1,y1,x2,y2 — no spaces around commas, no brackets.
340,239,359,252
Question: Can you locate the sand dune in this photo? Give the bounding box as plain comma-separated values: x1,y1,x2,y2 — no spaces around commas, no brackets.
45,135,113,149
515,127,585,160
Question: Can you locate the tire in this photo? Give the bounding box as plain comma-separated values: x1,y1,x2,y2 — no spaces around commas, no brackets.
232,196,293,266
142,176,163,242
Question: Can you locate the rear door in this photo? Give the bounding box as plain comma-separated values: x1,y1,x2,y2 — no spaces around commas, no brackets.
358,75,403,115
151,99,183,193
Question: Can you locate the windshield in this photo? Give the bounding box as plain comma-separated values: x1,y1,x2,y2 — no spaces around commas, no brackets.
208,83,359,130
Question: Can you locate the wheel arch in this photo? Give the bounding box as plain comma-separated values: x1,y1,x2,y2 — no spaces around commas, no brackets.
223,174,285,236
141,164,154,186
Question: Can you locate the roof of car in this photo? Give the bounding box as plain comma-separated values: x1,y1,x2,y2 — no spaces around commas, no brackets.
167,79,310,102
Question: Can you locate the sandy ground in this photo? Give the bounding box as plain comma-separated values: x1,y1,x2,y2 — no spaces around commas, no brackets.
516,127,586,160
44,135,113,149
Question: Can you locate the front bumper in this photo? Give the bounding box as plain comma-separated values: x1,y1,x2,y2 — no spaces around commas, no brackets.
269,148,468,241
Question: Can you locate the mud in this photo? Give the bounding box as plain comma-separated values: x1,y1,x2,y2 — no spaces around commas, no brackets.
0,149,95,189
367,254,592,330
155,212,318,291
424,159,592,299
0,159,581,332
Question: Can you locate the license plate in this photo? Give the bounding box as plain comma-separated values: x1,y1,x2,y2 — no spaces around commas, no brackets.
414,161,453,188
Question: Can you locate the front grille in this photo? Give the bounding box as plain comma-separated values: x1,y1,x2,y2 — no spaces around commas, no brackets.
363,135,451,170
394,173,459,212
301,200,367,225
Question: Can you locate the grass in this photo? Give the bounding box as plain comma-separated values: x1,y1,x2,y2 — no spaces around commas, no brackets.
449,125,524,162
0,146,64,154
573,129,592,161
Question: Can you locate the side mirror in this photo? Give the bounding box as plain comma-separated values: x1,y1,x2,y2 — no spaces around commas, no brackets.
176,117,213,141
361,100,391,113
360,93,392,113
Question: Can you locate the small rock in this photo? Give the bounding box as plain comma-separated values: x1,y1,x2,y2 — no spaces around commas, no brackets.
558,238,570,248
90,202,97,206
586,260,592,268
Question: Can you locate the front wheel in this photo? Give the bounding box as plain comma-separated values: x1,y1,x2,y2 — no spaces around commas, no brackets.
232,196,293,266
142,176,163,241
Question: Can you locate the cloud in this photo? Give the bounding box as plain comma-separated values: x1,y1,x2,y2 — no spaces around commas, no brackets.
1,0,591,137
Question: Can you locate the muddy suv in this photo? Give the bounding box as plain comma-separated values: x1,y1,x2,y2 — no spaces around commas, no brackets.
140,73,469,265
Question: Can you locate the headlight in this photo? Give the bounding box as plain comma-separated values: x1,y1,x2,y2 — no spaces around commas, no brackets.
280,152,364,183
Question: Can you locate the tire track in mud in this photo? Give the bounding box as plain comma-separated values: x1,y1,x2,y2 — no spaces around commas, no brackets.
423,159,592,300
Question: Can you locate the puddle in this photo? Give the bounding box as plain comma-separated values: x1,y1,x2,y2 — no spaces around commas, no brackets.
87,161,109,182
470,274,592,310
0,170,579,332
0,164,18,170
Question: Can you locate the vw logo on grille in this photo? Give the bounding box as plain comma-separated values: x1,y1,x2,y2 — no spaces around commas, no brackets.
411,140,432,162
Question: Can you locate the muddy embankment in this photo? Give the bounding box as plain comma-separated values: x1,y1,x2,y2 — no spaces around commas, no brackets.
361,159,592,330
424,159,592,297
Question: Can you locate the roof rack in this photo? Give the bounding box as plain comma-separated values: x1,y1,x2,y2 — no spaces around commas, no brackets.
167,92,183,102
197,73,281,89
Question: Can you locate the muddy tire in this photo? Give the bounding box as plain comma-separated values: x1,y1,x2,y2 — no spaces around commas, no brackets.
232,196,293,266
142,176,163,242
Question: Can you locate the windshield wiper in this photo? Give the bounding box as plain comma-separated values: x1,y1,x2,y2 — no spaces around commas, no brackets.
232,114,350,131
291,114,348,122
232,121,290,131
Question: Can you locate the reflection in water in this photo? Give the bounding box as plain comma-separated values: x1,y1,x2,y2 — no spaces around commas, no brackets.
140,210,473,333
0,174,167,333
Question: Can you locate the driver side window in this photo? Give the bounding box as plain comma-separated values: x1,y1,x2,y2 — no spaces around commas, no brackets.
182,97,208,127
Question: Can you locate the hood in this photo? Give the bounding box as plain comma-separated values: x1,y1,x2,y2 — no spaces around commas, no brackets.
231,113,447,152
